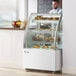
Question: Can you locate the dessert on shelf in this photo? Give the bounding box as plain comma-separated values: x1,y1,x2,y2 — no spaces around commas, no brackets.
34,15,59,20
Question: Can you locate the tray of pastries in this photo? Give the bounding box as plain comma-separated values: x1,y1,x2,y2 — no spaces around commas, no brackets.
34,15,59,20
32,34,44,41
45,37,54,42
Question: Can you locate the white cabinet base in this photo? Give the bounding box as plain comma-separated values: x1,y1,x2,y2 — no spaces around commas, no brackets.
23,48,61,71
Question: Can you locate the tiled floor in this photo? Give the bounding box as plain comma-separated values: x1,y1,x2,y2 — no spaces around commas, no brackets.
0,68,75,76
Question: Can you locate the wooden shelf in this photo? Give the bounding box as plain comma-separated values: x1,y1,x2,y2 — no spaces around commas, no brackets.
0,27,25,30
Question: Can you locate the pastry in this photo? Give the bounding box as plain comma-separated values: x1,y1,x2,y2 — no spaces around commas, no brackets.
45,37,54,42
50,46,57,49
50,46,55,49
42,45,48,48
33,45,39,48
56,37,61,42
32,34,44,41
48,17,54,20
55,17,59,20
49,37,54,42
45,37,50,42
34,16,42,20
53,17,59,20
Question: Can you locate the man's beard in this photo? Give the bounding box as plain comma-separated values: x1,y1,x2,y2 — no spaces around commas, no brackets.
54,7,58,9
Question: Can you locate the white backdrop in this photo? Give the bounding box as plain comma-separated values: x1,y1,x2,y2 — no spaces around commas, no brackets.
63,0,76,74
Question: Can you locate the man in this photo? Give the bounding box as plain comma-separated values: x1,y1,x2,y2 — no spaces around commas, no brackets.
49,0,62,14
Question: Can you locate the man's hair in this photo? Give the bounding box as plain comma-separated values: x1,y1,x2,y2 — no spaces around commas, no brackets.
52,0,60,3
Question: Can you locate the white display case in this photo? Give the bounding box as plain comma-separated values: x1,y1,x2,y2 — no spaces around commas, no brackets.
23,13,62,72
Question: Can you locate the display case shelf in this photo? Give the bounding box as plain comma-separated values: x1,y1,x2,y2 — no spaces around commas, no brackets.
32,20,59,24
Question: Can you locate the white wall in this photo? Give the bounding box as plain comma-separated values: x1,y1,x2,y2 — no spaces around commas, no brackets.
63,0,76,74
19,0,37,20
19,0,28,21
28,0,37,17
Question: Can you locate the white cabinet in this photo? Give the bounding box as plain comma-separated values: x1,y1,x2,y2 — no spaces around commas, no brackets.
23,49,61,71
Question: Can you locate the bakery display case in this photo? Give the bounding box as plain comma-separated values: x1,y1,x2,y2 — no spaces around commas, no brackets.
24,13,62,50
23,13,62,72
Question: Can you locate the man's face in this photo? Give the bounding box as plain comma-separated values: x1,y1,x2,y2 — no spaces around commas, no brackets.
52,1,59,9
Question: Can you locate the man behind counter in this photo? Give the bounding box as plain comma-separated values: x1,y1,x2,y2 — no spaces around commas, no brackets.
49,0,62,14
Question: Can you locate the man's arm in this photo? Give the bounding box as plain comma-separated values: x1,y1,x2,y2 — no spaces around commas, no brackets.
58,9,62,14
